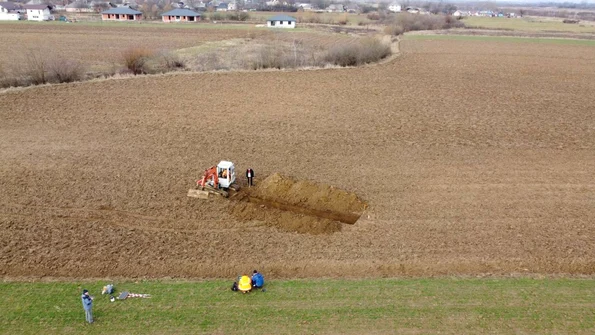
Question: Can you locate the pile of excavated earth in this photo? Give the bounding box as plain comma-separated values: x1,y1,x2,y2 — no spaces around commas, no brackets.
231,173,367,234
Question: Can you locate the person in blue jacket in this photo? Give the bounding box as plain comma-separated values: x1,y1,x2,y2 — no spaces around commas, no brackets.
251,270,264,289
81,289,94,324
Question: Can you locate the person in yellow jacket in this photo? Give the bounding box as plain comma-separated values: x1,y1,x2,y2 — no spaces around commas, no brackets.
238,275,252,293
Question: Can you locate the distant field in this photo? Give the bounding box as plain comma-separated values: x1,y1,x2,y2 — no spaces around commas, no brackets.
0,22,269,73
55,10,373,26
405,34,595,46
462,16,595,33
1,278,594,334
246,11,373,25
0,22,352,75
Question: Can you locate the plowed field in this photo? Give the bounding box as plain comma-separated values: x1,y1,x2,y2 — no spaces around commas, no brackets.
1,38,594,279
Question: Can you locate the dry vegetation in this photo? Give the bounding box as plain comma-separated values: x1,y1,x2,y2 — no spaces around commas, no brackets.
0,23,389,88
384,13,465,35
186,34,390,71
1,38,595,280
0,23,270,77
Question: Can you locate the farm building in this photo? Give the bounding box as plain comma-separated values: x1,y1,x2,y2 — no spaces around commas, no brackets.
345,4,360,13
266,14,296,29
161,8,201,22
0,2,22,20
24,5,52,21
101,7,142,21
326,4,344,12
388,3,401,13
297,3,313,11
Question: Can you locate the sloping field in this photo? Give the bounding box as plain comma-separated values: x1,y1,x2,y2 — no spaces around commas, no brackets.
1,39,594,279
0,23,270,72
0,23,364,75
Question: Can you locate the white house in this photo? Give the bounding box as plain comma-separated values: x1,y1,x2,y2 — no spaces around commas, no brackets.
453,10,471,17
326,4,344,12
266,14,295,28
227,2,236,10
297,3,312,11
405,6,419,14
0,2,22,20
25,5,52,21
388,3,401,13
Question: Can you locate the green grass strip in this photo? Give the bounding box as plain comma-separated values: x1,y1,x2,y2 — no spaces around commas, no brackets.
0,278,594,334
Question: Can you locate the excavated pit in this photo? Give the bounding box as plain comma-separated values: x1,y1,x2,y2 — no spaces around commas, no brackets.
231,173,367,235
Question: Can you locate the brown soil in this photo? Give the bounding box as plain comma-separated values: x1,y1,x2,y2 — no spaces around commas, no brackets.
419,28,595,40
1,38,595,279
0,23,271,72
0,23,364,75
230,173,366,234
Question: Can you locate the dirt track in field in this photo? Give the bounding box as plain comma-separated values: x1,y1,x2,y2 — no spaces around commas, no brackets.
1,39,595,279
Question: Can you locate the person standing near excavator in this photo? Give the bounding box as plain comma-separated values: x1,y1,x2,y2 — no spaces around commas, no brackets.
246,168,254,187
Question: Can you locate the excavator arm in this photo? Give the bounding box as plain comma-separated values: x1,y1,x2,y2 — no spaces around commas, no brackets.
197,166,219,189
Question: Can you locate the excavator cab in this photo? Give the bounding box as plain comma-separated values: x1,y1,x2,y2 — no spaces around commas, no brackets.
216,161,235,189
189,161,238,199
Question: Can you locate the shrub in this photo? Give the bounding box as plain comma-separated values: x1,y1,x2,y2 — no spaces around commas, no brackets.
337,14,348,25
367,12,381,20
384,13,464,36
226,11,250,21
0,64,7,88
122,48,153,75
210,12,224,21
161,53,186,71
324,38,391,67
24,52,49,85
300,13,321,24
384,24,404,36
48,59,86,83
255,44,286,69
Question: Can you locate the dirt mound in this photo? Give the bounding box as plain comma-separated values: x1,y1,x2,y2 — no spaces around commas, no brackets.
231,173,367,235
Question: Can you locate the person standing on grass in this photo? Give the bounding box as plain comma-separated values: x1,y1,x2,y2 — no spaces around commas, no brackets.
81,289,94,324
246,168,255,187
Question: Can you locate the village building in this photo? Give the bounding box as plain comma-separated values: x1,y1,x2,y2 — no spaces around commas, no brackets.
297,3,313,11
101,7,142,21
0,2,22,20
161,8,201,22
326,4,344,13
345,4,360,13
24,5,52,21
388,3,401,13
266,14,296,28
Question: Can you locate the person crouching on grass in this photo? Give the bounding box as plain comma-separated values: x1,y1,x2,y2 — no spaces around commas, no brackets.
81,289,94,324
251,270,264,289
238,275,252,293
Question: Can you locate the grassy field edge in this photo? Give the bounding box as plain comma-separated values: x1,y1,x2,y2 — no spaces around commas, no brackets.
1,278,593,334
